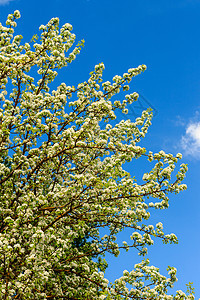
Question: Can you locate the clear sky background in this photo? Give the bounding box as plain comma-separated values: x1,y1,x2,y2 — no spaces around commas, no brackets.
0,0,200,297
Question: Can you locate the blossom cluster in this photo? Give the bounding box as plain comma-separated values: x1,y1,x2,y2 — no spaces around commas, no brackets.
0,11,193,299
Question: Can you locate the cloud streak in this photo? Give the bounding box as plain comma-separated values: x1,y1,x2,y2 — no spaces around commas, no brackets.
0,0,15,5
181,122,200,158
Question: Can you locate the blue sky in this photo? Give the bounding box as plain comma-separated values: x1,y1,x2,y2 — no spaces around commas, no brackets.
0,0,200,297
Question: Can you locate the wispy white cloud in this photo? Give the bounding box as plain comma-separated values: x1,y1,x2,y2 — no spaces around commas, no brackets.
0,0,15,5
143,0,200,17
181,121,200,158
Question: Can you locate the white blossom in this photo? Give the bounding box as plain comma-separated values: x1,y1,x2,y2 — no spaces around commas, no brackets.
0,10,192,300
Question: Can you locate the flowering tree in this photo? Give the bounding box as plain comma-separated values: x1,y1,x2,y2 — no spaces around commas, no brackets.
0,11,194,300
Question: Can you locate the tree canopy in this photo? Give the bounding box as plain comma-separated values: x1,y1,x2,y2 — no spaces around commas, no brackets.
0,11,194,299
